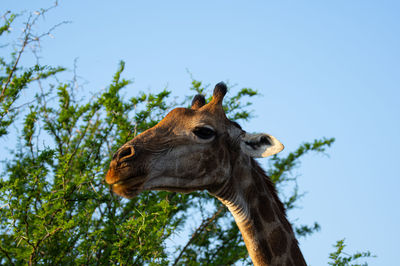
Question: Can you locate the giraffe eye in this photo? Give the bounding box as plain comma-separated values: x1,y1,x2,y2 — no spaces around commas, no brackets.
193,126,215,140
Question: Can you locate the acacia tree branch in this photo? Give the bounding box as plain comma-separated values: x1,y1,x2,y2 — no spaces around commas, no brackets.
0,15,31,101
0,244,15,266
1,1,69,103
29,227,62,265
172,205,224,266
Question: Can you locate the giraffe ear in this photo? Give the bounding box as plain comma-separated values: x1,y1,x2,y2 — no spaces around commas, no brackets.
240,133,284,158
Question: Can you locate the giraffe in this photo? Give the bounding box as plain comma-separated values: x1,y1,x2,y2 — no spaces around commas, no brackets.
105,82,307,266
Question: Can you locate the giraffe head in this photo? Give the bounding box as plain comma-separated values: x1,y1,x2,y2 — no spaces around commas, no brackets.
105,82,284,198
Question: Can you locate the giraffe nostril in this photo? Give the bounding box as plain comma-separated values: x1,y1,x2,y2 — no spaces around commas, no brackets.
118,146,135,161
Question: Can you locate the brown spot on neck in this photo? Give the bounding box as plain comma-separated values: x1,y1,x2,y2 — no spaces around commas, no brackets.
215,157,307,266
268,227,288,257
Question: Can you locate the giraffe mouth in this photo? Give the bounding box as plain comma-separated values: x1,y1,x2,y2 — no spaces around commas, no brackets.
105,163,148,198
109,175,147,198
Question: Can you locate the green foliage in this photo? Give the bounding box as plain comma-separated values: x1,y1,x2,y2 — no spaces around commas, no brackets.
0,10,65,138
0,64,64,137
0,12,16,35
328,239,375,266
295,222,321,238
0,9,375,266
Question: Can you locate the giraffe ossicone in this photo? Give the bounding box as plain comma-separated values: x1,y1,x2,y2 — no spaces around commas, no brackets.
105,82,307,266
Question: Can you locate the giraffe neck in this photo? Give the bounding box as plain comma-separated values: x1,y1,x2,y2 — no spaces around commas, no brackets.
213,158,306,266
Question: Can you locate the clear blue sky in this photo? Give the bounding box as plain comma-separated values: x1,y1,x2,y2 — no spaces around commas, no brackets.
3,1,400,265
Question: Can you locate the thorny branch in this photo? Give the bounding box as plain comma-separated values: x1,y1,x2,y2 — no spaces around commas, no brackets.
28,227,62,266
0,244,15,266
0,1,69,103
0,13,31,101
172,205,225,266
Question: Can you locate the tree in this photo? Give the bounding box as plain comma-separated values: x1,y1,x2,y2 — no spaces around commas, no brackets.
0,7,373,265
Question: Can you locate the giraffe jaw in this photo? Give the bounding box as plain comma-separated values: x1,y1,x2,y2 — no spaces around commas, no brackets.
142,174,217,193
110,176,207,197
112,185,142,198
